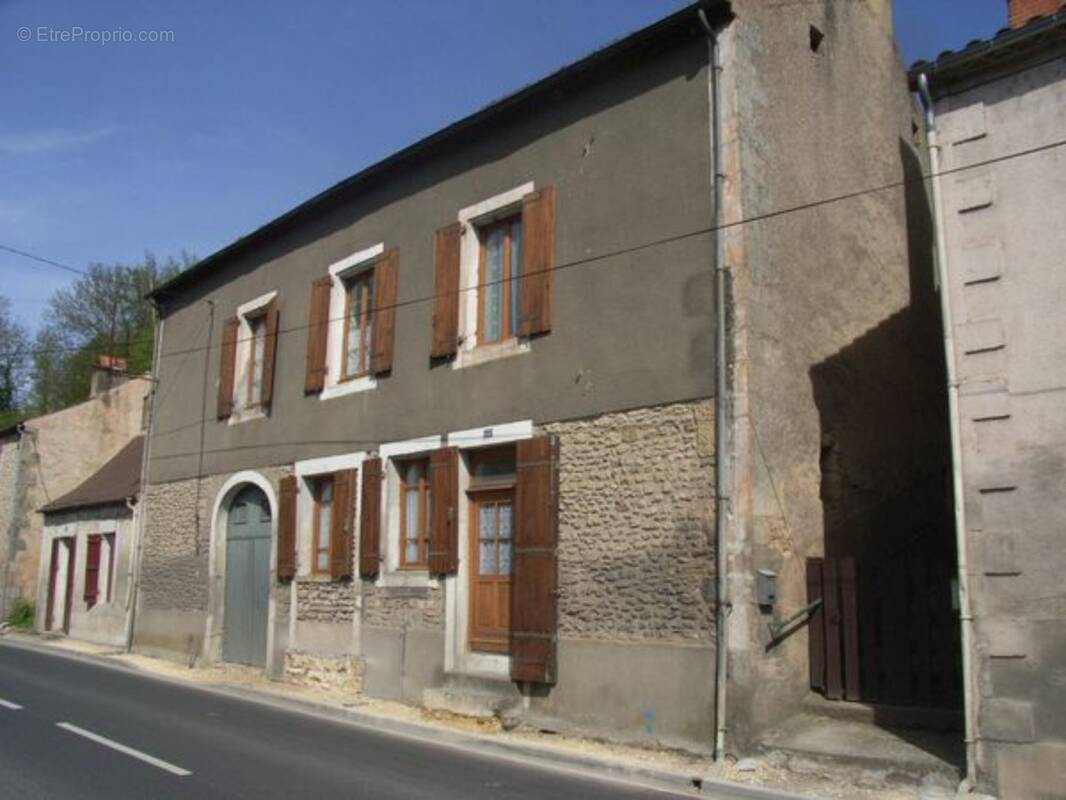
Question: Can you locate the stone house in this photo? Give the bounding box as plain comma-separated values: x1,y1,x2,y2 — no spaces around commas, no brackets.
35,436,144,647
910,2,1066,796
132,0,954,764
0,364,149,621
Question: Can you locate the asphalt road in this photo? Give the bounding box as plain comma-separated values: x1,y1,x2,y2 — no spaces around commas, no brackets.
0,640,715,800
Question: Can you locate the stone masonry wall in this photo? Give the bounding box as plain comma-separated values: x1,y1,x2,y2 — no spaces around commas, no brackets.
545,399,716,643
362,585,443,630
140,465,292,613
296,580,356,623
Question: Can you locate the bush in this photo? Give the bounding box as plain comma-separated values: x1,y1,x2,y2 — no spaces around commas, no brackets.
5,598,34,629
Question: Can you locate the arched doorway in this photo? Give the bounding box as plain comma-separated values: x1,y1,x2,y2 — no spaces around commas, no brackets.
223,484,272,667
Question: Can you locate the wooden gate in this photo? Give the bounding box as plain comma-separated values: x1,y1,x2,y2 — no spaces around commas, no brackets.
807,554,960,708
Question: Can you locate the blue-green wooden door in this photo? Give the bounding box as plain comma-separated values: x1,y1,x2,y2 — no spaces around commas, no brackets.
223,485,272,667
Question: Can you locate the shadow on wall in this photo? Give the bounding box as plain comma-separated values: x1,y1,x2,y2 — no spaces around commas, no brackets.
809,140,962,754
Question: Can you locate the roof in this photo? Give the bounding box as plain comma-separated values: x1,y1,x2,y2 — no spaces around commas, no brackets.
40,436,144,514
147,0,733,305
909,8,1066,92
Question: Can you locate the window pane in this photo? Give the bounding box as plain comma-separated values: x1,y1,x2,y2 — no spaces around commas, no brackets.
405,540,419,564
499,541,512,575
483,226,504,342
479,504,496,537
317,549,329,571
346,282,362,374
499,503,512,540
509,220,521,338
479,539,496,574
249,317,265,404
317,479,332,564
404,486,419,539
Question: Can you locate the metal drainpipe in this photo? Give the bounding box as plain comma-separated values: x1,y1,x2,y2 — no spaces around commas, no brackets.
917,73,977,794
124,303,165,652
699,6,732,762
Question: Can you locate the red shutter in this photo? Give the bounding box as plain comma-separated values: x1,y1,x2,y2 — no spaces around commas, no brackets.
431,224,461,359
84,533,102,608
305,276,331,394
518,185,555,338
217,316,239,419
330,469,356,580
428,447,459,576
370,249,398,375
511,435,560,684
260,297,280,408
277,475,297,581
360,457,383,578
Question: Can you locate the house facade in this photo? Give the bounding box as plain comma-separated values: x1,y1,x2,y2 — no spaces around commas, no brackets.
0,366,148,621
35,437,144,647
912,3,1066,796
133,0,951,760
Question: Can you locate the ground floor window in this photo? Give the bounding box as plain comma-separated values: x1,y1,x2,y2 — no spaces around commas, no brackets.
312,476,334,574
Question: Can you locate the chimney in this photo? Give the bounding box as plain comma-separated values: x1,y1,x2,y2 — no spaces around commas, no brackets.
90,354,128,398
1008,0,1063,28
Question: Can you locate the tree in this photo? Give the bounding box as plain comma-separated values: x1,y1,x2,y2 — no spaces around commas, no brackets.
0,296,30,426
30,252,193,414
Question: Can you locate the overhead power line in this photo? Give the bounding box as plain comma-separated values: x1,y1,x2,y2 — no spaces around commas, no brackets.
0,244,89,276
1,134,1064,366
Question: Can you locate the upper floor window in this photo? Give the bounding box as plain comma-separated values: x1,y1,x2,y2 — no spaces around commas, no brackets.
342,270,375,380
398,458,431,569
217,291,278,423
478,216,522,346
305,246,398,400
247,312,268,407
431,184,554,368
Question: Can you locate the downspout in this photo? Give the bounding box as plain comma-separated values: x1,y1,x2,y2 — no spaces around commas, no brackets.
917,73,977,794
699,6,732,762
124,302,165,652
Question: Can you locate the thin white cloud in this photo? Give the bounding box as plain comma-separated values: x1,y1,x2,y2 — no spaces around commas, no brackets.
0,126,121,155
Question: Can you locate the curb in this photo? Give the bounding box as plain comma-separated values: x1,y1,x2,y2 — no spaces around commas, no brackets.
0,633,808,799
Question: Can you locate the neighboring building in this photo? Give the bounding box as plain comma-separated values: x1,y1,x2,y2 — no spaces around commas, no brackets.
35,437,144,647
0,363,149,622
911,2,1066,797
134,0,953,767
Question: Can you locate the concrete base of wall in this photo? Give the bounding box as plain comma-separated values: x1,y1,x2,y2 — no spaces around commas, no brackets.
132,608,206,666
284,650,364,692
529,638,716,754
361,626,445,704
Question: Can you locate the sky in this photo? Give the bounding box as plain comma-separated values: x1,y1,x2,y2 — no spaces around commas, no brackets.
1,0,1008,333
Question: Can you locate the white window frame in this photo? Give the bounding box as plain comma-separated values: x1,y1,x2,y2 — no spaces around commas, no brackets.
454,184,534,370
229,290,277,425
376,435,444,589
294,452,367,579
442,419,533,677
320,243,383,401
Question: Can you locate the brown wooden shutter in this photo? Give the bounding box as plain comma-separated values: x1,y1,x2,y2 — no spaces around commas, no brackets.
518,185,555,338
428,446,459,575
304,276,331,394
370,249,398,375
360,457,383,578
329,468,356,580
277,475,297,582
217,316,239,419
84,533,102,607
260,297,280,408
431,223,461,358
511,434,560,684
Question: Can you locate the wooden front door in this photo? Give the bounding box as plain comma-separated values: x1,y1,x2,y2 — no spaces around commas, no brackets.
223,485,273,667
468,490,514,653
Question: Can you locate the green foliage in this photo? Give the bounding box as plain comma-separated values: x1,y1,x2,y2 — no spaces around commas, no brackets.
29,252,194,415
5,598,34,629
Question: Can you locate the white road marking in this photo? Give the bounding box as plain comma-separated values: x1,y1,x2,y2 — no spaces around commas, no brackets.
55,723,191,776
0,697,22,710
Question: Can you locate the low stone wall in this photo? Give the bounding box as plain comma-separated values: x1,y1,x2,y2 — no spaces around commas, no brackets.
284,650,364,692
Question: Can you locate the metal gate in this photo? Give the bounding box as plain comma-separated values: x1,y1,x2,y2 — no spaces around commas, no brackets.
223,485,272,667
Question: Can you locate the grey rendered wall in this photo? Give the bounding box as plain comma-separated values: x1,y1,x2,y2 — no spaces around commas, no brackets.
147,33,715,484
933,55,1066,798
721,0,950,746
